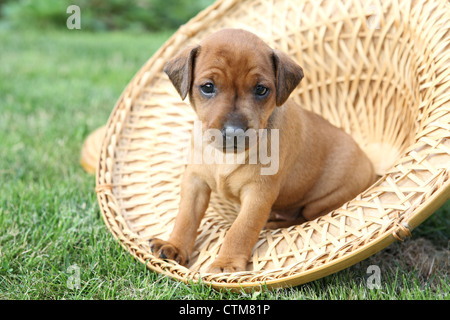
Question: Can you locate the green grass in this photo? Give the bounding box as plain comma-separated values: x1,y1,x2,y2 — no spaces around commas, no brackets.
0,28,448,300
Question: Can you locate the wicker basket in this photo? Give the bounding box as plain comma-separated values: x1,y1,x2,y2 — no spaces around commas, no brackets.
92,0,450,291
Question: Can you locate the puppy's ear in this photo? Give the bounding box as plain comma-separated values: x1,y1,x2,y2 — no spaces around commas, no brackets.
164,45,200,100
272,49,304,106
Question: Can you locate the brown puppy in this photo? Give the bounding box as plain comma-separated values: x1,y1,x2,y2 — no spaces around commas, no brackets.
149,29,375,273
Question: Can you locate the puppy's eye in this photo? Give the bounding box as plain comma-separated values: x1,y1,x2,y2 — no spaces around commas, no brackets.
254,85,269,98
200,82,216,96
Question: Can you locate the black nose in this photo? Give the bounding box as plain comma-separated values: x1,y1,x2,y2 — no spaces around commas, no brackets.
222,124,248,149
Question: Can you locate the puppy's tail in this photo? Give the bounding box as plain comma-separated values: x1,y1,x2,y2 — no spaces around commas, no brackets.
363,142,402,176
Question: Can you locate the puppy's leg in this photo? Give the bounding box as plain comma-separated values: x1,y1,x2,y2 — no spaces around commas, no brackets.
265,216,307,229
301,187,353,221
265,207,307,229
209,185,277,273
149,171,211,266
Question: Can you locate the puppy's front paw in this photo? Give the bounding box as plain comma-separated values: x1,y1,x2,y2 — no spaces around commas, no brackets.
208,257,247,273
149,238,189,266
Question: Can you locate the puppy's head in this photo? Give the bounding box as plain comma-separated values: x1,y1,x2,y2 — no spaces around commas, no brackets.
164,29,304,150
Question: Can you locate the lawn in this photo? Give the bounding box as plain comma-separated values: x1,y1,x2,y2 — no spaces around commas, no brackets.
0,28,448,300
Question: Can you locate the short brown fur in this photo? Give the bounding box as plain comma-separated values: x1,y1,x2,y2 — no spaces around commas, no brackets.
150,29,375,273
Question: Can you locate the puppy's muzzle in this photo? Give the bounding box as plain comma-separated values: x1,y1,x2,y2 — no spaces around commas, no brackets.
222,126,248,149
221,116,249,151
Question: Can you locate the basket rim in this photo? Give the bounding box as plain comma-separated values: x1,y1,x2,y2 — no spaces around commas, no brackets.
96,177,449,291
95,0,450,290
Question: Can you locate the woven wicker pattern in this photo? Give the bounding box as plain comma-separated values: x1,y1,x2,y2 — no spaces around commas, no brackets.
81,126,105,174
96,0,450,290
